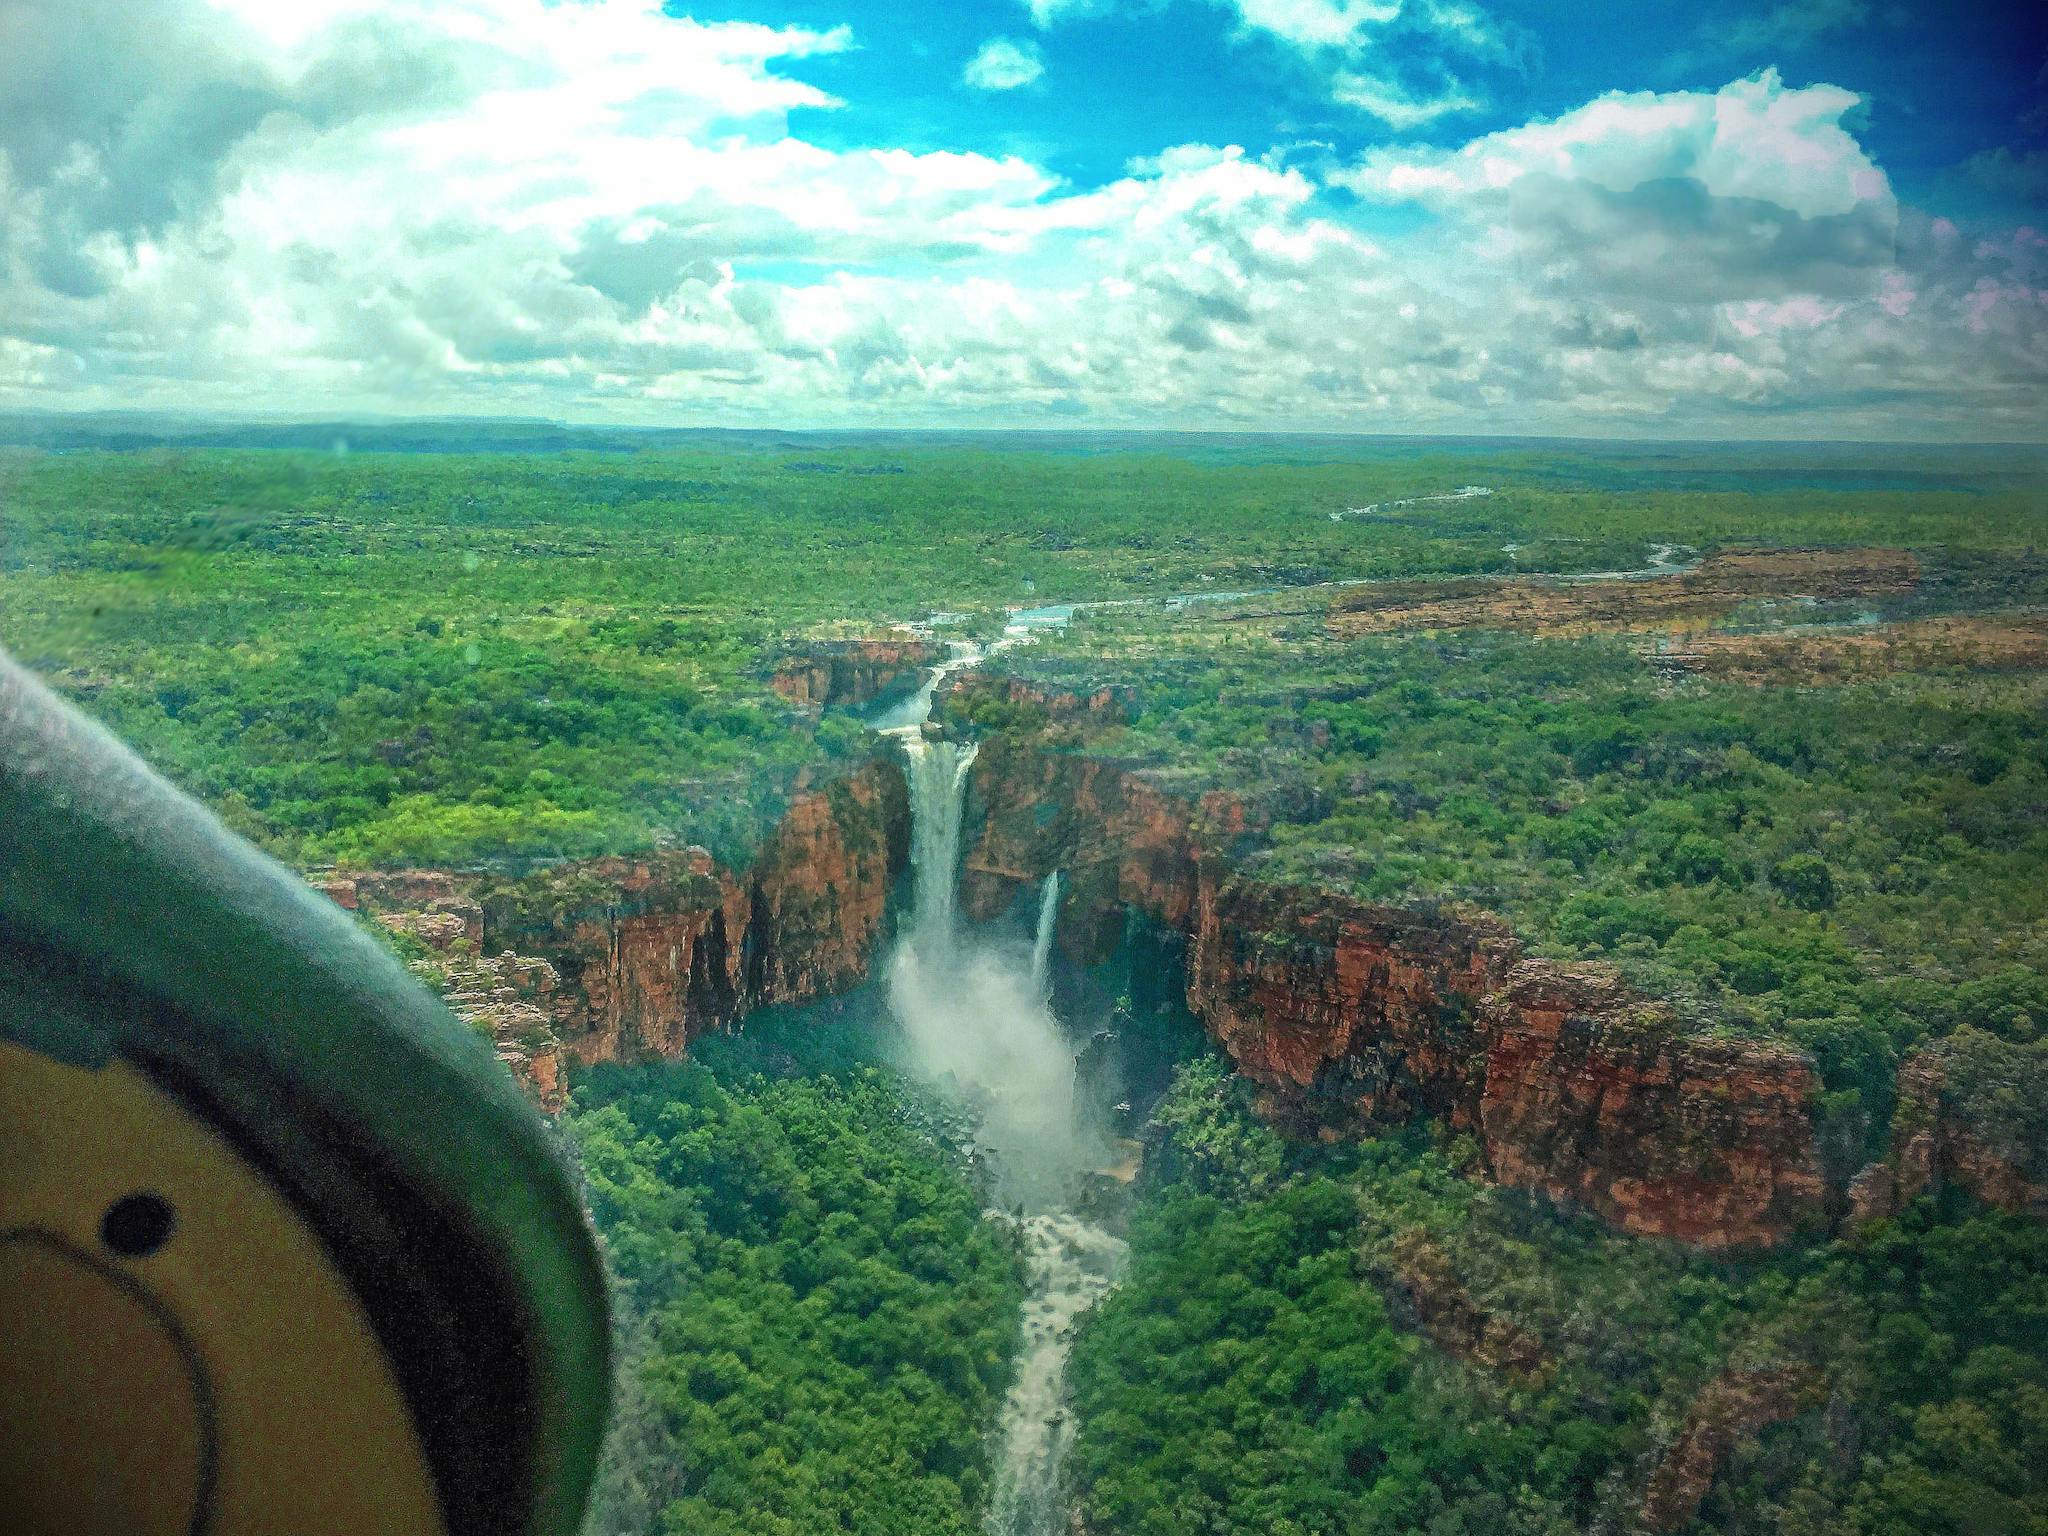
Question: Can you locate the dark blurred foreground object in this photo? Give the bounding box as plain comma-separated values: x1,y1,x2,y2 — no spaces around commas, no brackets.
0,647,610,1535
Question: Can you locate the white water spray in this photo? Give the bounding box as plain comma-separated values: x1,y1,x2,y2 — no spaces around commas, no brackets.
879,648,1124,1536
887,735,1083,1204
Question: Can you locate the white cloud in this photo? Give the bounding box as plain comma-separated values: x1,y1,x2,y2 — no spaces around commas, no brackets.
1024,0,1108,23
1338,71,1897,307
1229,0,1401,50
964,37,1046,92
1331,71,1479,128
1344,71,1885,219
0,4,2039,439
1222,0,1521,123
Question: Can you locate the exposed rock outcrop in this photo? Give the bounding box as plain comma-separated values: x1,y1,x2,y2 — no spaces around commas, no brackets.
954,701,1827,1249
1383,1228,1550,1384
369,904,569,1112
769,636,935,711
1477,963,1825,1249
1327,547,1917,639
1639,1365,1816,1532
957,721,1249,946
1849,1035,2048,1223
322,755,910,1100
1186,880,1510,1136
1183,882,1824,1248
1652,615,2048,685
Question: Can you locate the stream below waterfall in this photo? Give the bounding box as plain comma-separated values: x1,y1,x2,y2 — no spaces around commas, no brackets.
880,650,1128,1536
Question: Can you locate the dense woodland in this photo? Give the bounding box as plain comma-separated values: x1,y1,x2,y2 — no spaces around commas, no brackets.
4,434,2046,1534
568,1024,1023,1536
1071,1057,2048,1536
4,439,2040,866
972,600,2048,1184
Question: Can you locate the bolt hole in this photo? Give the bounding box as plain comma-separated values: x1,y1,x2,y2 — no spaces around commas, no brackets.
101,1193,176,1258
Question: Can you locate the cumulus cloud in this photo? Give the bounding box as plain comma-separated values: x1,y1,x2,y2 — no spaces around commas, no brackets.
0,3,2039,437
1344,71,1885,217
1340,71,1897,303
964,37,1046,91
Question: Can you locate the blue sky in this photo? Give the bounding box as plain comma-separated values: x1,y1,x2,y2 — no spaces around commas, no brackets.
694,0,2044,210
1,0,2043,436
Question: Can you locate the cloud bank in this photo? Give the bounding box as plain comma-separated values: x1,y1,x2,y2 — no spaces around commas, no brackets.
1,0,2041,438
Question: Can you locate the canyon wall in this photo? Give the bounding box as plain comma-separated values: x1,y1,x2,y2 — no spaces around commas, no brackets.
769,636,936,711
322,755,909,1092
955,692,1827,1250
1849,1035,2048,1224
316,655,2024,1257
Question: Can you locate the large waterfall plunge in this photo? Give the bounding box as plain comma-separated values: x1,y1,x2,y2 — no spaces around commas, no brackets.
883,697,1126,1536
887,735,1085,1204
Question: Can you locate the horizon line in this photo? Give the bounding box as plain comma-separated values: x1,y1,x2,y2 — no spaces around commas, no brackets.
2,406,2044,453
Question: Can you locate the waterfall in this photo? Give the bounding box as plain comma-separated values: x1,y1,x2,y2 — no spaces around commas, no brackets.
904,737,979,956
888,736,1079,1203
883,672,1124,1536
1030,871,1060,997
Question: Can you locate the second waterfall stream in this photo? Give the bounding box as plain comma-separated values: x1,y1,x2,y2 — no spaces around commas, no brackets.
882,654,1128,1536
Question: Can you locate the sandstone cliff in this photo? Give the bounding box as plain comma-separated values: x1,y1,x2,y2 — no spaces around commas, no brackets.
1477,963,1825,1249
370,905,571,1113
1848,1033,2048,1224
322,755,909,1096
1654,614,2048,685
953,695,1826,1249
769,636,935,711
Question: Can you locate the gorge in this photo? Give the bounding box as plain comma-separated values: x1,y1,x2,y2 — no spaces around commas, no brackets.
315,623,2048,1532
886,730,1124,1535
332,642,2040,1255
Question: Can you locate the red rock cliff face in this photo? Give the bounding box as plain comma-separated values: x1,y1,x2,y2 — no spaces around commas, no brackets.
1186,878,1511,1135
769,637,935,711
960,726,1245,944
1477,963,1825,1248
956,709,1825,1249
325,755,909,1082
1849,1041,2048,1223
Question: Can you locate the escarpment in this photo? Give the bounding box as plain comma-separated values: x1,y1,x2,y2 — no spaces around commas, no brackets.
1476,964,1825,1249
951,680,1828,1250
322,755,909,1087
769,636,936,711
